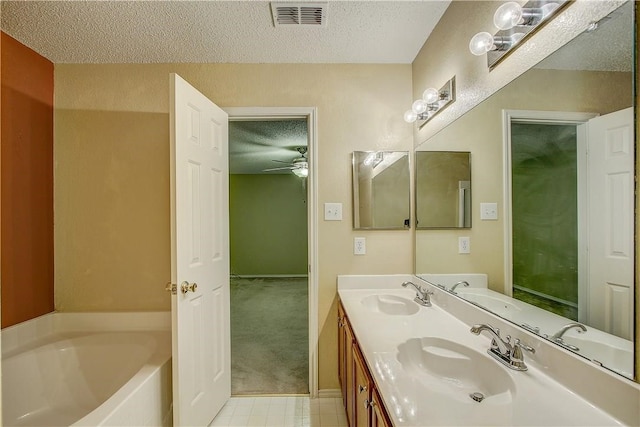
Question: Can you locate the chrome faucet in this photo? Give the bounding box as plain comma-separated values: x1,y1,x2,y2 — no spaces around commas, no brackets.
550,323,587,351
470,324,535,371
401,281,434,307
449,280,470,294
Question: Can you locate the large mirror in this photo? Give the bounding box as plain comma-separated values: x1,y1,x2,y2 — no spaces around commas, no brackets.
352,151,410,229
415,1,635,379
415,151,471,229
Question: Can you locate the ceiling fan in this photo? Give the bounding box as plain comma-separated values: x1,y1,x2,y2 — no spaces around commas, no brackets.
263,146,309,177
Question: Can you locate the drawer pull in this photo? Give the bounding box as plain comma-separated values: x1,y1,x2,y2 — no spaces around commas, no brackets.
364,399,376,409
358,384,367,394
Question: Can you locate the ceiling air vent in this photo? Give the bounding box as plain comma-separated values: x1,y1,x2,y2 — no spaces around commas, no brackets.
271,2,327,27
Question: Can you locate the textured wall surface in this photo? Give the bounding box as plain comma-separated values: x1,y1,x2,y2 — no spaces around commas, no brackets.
54,63,414,389
1,33,54,328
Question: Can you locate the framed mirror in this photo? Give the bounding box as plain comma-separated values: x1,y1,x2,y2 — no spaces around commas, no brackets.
352,151,410,230
415,1,635,379
415,151,471,229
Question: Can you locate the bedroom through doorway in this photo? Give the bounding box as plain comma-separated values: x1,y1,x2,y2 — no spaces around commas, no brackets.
228,118,310,395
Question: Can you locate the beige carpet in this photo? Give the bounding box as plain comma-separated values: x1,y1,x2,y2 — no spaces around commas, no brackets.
230,277,309,395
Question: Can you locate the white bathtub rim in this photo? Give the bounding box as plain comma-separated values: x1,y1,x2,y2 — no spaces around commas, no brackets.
2,311,171,357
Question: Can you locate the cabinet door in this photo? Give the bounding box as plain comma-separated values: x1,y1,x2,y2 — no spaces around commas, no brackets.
338,303,346,405
345,319,355,426
371,388,392,427
353,347,372,427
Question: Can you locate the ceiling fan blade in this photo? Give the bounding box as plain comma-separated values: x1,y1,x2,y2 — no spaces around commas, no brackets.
263,166,296,172
271,159,294,165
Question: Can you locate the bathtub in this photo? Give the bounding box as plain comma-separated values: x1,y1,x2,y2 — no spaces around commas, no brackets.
2,312,172,427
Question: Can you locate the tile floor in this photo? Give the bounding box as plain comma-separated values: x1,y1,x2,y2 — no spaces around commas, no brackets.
209,396,348,427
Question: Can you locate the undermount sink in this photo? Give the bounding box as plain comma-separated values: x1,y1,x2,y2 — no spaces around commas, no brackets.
361,294,419,316
396,337,516,403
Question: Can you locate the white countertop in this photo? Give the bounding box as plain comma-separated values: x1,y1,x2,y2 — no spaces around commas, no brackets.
338,279,628,426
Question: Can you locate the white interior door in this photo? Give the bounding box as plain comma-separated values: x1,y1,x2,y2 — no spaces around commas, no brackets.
587,107,634,340
170,73,230,426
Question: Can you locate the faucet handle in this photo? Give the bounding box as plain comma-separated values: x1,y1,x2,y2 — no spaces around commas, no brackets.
511,338,535,362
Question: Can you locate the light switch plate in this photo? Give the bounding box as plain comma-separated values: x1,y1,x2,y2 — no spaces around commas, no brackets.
480,203,498,220
324,203,343,221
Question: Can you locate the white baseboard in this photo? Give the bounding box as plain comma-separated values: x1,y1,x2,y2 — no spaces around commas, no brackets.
232,274,308,279
317,389,342,399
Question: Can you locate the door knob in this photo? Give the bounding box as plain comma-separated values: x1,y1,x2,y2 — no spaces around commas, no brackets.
165,281,198,295
180,281,198,294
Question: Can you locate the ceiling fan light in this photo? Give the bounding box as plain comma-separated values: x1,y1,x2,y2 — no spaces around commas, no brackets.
292,166,308,178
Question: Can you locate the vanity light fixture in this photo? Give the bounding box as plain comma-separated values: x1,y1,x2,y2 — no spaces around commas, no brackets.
469,0,568,69
404,76,456,127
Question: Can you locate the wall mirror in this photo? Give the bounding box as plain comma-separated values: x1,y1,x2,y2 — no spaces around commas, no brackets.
415,1,635,379
415,151,471,229
352,151,410,230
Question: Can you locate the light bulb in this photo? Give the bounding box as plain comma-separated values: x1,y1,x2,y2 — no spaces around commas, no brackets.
422,88,439,104
494,2,523,30
404,110,418,123
412,99,427,114
510,32,525,45
469,32,495,56
539,2,559,19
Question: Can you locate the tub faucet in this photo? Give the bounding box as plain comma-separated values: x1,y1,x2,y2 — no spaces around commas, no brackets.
470,323,535,371
550,323,586,351
401,281,433,307
449,280,470,294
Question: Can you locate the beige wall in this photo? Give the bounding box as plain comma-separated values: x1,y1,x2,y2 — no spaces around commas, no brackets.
415,68,632,289
54,63,414,390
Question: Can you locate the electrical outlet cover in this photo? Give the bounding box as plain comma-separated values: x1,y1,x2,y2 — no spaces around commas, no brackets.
458,236,470,254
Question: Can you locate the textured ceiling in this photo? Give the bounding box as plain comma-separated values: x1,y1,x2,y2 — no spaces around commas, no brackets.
229,120,308,174
0,0,450,64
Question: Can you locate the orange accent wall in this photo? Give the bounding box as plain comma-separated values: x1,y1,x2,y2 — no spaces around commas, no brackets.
1,32,54,328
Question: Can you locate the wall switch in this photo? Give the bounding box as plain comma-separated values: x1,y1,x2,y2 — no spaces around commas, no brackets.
480,202,498,220
324,203,343,221
458,237,470,254
354,237,366,255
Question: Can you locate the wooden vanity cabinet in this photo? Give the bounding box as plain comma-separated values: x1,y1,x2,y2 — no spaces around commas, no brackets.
338,301,394,427
338,302,355,426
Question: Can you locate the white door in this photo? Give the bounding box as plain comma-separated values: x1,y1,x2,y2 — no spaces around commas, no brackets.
587,107,634,340
170,73,230,426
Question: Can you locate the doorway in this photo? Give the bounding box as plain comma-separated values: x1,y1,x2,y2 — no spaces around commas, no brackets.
503,110,597,320
503,108,635,339
225,107,318,396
